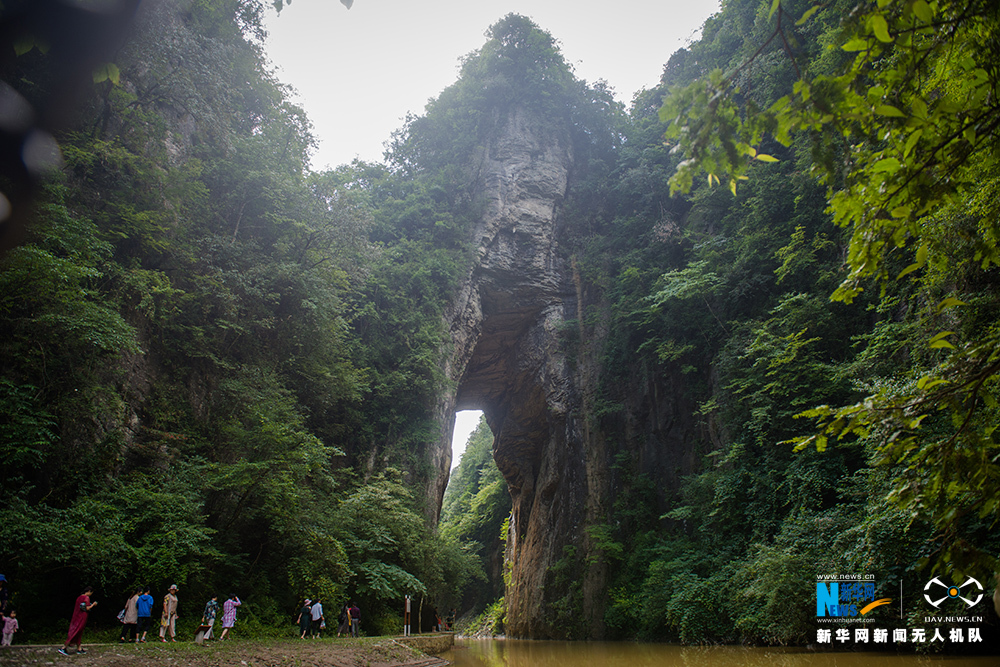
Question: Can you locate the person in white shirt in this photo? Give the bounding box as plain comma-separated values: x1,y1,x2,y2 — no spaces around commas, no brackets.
310,599,324,638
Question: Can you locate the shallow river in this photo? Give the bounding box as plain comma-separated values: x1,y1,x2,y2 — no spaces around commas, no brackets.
441,638,997,667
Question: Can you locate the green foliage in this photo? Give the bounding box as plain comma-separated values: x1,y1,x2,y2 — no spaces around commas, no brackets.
545,545,585,639
0,0,482,637
0,380,56,472
659,0,1000,583
388,14,573,177
731,543,814,644
439,417,508,614
462,596,506,636
334,471,429,601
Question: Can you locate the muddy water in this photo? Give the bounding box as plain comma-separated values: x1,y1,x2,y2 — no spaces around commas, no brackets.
441,638,996,667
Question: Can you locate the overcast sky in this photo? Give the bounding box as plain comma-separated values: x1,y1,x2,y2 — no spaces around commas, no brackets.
263,0,721,171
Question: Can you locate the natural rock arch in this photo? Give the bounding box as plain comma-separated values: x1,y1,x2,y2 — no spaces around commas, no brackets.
425,107,610,638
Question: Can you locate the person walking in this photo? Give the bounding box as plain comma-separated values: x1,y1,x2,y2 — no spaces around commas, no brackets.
1,610,18,647
201,595,219,640
159,584,179,642
218,594,241,640
310,598,324,639
295,599,312,639
119,588,140,643
135,586,154,643
337,603,350,637
59,586,96,655
348,602,360,638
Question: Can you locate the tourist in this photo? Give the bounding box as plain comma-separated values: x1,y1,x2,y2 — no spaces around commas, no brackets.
337,603,350,637
349,602,360,638
159,584,179,642
201,595,219,640
1,610,18,647
310,598,324,638
119,588,140,643
136,586,154,643
295,599,312,639
219,594,241,640
59,586,96,655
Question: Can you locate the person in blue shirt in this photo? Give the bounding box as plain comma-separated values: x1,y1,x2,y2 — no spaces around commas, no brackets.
135,587,154,643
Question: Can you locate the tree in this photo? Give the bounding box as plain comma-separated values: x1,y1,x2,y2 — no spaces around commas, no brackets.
661,0,1000,573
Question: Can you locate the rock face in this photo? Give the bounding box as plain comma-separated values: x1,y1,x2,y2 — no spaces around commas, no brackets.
428,107,610,638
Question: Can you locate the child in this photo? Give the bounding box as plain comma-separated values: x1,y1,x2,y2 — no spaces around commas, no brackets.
1,610,17,646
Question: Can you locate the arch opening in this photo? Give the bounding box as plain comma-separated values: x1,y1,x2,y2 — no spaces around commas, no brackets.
451,409,485,470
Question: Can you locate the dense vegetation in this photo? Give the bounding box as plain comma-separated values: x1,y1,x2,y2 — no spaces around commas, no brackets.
439,416,510,625
0,0,477,641
560,0,1000,643
2,0,998,647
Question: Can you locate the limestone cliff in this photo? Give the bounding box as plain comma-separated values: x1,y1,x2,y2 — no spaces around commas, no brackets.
424,106,607,638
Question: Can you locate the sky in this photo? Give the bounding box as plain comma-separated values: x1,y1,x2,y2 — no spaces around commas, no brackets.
263,0,721,170
261,0,721,468
452,410,483,470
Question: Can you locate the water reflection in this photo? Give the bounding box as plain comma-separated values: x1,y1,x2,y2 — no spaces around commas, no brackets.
441,638,997,667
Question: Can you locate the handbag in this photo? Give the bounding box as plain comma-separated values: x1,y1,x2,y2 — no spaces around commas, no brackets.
117,608,126,623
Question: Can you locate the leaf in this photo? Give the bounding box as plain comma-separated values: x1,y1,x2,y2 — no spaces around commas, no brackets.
872,157,901,173
13,35,47,56
916,376,948,390
93,63,121,85
928,331,956,349
755,153,779,162
912,0,933,24
935,297,967,313
13,37,34,56
875,104,906,117
903,129,923,158
768,0,782,20
796,5,820,26
842,38,870,52
869,14,892,43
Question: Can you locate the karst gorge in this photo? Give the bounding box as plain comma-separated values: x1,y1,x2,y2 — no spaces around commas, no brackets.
2,0,999,648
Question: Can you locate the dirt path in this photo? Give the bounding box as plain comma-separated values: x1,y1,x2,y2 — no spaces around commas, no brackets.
0,637,449,667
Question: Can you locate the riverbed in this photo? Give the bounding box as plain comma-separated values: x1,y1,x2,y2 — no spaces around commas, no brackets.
441,638,997,667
